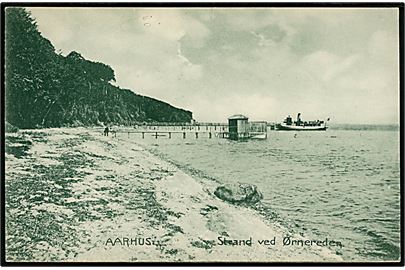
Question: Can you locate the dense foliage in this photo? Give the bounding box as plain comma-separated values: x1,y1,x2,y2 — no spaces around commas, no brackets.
5,8,192,128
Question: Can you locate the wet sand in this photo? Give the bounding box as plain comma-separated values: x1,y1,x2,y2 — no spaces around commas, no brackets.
5,128,342,262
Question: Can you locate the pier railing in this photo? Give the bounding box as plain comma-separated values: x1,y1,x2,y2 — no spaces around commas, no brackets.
117,130,229,139
98,122,267,140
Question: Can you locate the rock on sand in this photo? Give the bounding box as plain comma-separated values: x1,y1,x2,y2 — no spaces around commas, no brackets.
214,183,263,205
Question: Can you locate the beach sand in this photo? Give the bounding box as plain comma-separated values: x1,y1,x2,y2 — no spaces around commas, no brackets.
5,128,342,262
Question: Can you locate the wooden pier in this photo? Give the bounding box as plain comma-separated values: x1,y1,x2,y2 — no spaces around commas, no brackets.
107,130,229,139
102,119,267,140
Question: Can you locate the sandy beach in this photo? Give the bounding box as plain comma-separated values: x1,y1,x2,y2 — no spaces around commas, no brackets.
5,128,342,263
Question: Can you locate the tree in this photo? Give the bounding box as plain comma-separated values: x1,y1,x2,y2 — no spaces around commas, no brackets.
5,8,192,129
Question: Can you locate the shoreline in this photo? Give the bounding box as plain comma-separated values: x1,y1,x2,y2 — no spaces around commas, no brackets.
5,127,342,262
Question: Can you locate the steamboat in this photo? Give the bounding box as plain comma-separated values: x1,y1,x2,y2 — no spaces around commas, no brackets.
276,113,329,131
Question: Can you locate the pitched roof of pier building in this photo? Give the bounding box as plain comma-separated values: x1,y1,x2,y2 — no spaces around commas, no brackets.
228,114,249,120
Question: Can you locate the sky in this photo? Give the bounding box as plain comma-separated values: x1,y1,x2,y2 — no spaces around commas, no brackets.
28,7,400,124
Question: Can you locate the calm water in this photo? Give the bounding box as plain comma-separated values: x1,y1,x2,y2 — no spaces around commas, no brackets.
136,128,400,261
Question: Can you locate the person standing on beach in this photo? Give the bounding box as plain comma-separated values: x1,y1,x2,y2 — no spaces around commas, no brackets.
104,126,109,136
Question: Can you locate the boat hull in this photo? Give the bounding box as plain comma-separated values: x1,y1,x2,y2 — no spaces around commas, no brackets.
276,124,327,131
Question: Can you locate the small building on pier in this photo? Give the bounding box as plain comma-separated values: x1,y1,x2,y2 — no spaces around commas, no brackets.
228,114,250,140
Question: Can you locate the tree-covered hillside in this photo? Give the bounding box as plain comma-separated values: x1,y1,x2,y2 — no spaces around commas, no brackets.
5,8,193,129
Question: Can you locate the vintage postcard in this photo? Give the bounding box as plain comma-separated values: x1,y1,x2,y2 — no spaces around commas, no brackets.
1,3,403,265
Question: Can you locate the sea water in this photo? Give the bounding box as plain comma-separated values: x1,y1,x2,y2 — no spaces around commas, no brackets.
137,127,400,261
